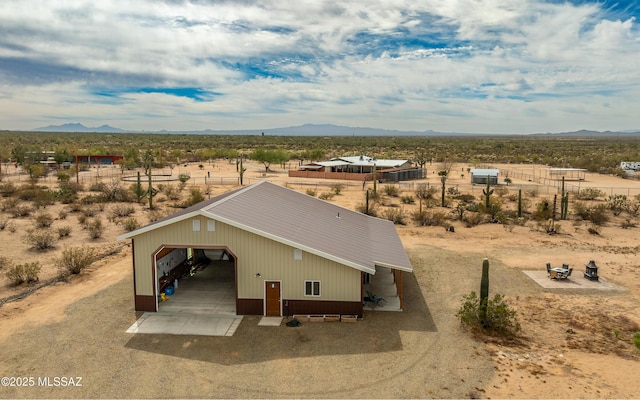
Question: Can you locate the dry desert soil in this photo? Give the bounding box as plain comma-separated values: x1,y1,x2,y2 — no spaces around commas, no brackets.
0,160,639,399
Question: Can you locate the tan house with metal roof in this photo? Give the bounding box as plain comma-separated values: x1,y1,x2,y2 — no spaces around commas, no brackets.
117,181,412,317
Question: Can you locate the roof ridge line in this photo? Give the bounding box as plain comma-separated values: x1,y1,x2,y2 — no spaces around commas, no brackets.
203,180,266,210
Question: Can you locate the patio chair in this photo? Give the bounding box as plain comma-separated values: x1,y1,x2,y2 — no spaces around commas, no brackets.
546,263,551,275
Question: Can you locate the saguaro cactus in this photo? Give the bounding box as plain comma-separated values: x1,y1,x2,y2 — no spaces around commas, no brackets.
134,171,144,203
517,188,522,218
480,258,490,326
365,189,370,215
483,179,494,209
560,177,569,220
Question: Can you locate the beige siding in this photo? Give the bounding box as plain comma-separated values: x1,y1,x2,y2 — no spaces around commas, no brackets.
131,217,361,302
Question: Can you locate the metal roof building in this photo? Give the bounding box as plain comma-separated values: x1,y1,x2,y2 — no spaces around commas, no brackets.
118,181,412,318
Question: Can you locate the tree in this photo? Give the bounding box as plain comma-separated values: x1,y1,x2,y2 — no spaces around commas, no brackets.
414,148,429,168
250,148,289,172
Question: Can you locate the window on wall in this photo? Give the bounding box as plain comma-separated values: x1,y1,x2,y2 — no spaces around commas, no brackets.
207,220,215,231
294,248,302,260
304,280,320,297
192,219,200,231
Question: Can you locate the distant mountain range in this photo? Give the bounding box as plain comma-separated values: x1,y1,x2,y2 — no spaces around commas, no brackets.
33,123,126,133
30,122,640,137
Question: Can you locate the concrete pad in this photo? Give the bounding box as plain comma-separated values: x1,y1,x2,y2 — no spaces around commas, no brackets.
258,317,282,326
126,313,243,336
523,270,625,291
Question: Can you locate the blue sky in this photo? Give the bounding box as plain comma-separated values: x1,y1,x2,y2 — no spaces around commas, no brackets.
1,0,639,134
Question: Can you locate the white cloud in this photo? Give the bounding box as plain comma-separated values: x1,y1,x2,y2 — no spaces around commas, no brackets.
0,0,639,133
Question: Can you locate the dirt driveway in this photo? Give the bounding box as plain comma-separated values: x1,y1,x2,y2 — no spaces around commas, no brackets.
0,243,504,399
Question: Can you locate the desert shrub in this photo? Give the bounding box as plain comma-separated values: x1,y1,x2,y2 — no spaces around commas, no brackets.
464,211,485,227
382,207,406,225
87,218,104,239
621,218,637,229
162,184,180,201
88,182,104,192
0,182,17,197
5,262,41,285
355,202,378,217
383,185,400,197
187,187,205,206
330,183,344,195
400,195,414,204
607,194,628,216
57,226,72,238
0,217,8,230
525,188,538,197
577,187,605,200
1,197,19,212
305,188,317,197
11,204,33,218
34,212,54,228
454,193,476,203
148,210,163,222
122,217,141,232
634,332,640,350
457,291,521,337
80,194,104,204
17,187,41,201
624,201,640,216
507,193,518,202
494,186,509,197
446,186,460,196
33,190,57,208
58,209,68,219
588,204,609,226
66,202,83,213
110,204,136,220
412,210,447,226
24,229,56,250
57,247,96,275
82,206,100,218
318,192,334,200
533,199,553,221
178,173,190,184
0,255,10,270
77,214,88,226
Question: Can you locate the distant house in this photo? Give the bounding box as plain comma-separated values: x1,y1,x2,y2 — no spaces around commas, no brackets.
291,155,424,182
74,155,124,165
620,162,640,171
117,181,413,317
470,168,499,185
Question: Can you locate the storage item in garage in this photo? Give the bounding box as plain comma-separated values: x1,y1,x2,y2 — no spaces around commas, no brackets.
164,285,174,296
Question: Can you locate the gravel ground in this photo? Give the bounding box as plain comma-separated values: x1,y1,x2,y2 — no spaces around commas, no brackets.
0,245,502,399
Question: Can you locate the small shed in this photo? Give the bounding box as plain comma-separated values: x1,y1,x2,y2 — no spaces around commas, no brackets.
545,168,586,181
470,168,499,185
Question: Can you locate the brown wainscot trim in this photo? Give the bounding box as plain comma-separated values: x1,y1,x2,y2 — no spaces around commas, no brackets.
237,298,263,315
135,295,156,312
285,300,363,318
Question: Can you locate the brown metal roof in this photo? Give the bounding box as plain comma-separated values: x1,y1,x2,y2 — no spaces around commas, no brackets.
118,181,412,274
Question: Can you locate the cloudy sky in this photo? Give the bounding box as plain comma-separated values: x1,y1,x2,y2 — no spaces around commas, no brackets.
1,0,639,134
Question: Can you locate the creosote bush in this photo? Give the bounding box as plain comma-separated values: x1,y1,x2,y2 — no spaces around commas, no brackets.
122,217,141,232
57,226,72,238
87,218,104,239
24,229,56,250
5,262,41,285
382,207,406,225
57,247,96,275
305,188,317,197
318,192,334,200
457,291,521,337
34,212,54,228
